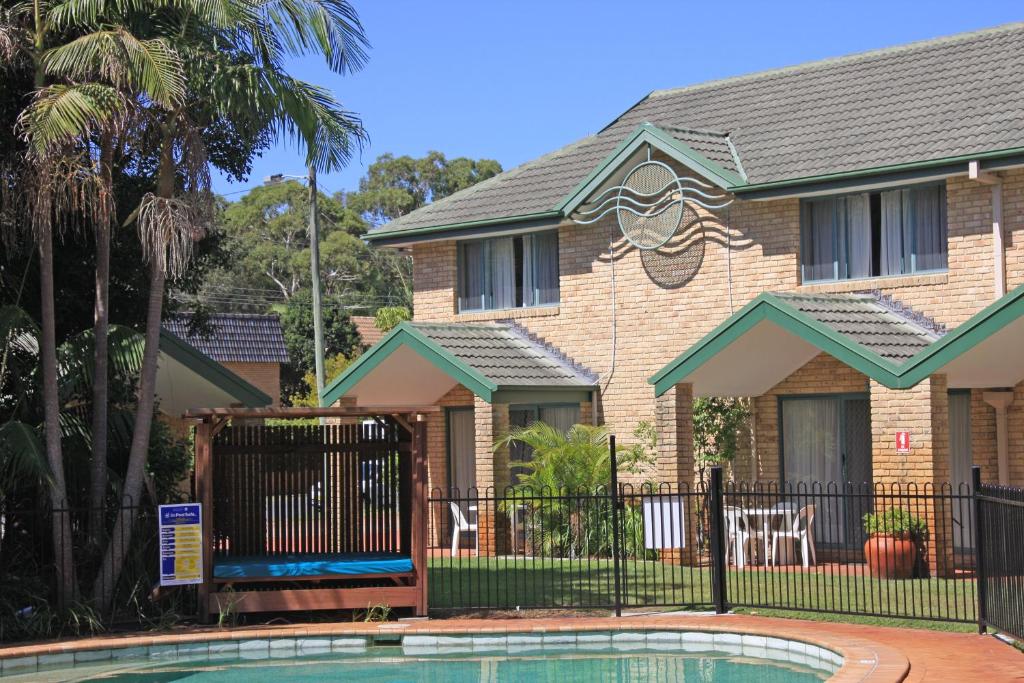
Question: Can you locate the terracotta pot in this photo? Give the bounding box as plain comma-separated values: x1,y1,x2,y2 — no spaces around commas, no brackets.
864,534,917,579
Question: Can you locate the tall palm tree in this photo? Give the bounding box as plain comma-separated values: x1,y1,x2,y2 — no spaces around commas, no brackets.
91,0,369,609
11,0,185,606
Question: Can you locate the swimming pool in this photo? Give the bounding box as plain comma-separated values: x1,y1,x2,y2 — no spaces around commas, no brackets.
0,631,841,681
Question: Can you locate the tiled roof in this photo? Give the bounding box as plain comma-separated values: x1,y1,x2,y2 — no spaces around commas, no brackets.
771,292,943,364
372,23,1024,235
662,127,744,179
351,316,385,348
163,313,289,364
410,322,598,388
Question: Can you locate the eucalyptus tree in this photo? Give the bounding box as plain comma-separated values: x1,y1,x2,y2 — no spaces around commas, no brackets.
91,0,370,609
5,0,185,606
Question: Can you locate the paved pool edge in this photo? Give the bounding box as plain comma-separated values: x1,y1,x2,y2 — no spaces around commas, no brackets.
0,614,908,682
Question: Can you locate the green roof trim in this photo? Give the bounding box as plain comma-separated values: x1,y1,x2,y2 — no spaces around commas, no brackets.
556,123,745,215
363,211,561,245
158,329,273,407
650,283,1024,396
732,145,1024,198
320,322,500,406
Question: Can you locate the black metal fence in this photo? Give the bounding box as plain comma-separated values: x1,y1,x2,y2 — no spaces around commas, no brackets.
426,461,1005,629
0,500,197,642
4,467,1023,639
427,482,713,612
976,472,1024,639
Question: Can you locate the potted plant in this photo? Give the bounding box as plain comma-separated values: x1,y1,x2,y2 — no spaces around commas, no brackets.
862,508,927,579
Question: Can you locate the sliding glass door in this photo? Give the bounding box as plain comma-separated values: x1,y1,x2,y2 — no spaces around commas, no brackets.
781,395,872,547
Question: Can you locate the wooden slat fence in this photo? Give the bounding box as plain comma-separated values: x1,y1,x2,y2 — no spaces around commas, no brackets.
211,422,411,559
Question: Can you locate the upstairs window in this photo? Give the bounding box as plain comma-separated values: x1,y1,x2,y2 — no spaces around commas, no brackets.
800,183,947,283
457,231,559,312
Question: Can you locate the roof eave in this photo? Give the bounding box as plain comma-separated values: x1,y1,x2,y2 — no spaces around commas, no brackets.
320,323,500,405
159,329,273,408
363,211,563,246
734,147,1024,200
648,294,908,396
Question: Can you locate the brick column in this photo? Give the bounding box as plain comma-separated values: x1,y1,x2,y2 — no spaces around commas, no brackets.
474,397,510,555
869,375,954,577
655,383,699,563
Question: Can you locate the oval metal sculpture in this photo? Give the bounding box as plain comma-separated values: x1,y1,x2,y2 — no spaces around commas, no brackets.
572,151,733,250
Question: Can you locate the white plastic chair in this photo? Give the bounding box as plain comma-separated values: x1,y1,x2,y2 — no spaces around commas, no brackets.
449,502,479,556
771,504,817,567
724,506,756,568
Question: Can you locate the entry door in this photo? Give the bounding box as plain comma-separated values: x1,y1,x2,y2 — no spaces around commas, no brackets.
447,408,476,500
948,391,974,550
781,395,872,547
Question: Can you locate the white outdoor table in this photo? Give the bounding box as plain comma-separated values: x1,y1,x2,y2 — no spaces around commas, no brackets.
740,505,797,566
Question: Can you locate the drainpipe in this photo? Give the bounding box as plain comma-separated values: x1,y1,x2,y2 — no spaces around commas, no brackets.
969,161,1005,299
982,391,1014,485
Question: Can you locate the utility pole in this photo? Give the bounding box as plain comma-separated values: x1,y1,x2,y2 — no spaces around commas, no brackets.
307,166,326,407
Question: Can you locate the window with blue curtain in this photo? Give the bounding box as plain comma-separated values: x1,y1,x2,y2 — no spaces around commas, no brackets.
800,183,947,283
458,230,560,311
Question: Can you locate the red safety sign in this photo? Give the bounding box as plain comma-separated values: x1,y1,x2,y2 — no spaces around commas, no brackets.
896,431,911,454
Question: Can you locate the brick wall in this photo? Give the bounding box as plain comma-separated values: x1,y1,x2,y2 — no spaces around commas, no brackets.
408,168,1024,488
222,361,282,406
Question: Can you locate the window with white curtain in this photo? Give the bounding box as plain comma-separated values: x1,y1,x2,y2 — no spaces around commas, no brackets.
800,182,947,283
457,231,560,312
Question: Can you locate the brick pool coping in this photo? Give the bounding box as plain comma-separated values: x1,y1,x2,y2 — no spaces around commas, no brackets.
0,614,909,681
2,612,1015,681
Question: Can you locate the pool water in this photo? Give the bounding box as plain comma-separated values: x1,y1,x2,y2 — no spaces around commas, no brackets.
26,648,830,682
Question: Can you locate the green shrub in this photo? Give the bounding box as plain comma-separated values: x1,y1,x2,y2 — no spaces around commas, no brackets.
863,508,928,540
494,422,656,558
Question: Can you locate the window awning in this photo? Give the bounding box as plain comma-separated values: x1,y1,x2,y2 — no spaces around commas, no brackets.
321,322,598,407
650,284,1024,397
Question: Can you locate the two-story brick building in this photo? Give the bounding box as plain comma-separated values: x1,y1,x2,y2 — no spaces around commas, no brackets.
322,25,1024,558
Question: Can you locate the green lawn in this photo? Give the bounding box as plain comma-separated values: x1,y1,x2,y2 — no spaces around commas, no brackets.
427,557,977,632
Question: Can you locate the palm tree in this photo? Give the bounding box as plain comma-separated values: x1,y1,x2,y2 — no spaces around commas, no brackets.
91,0,369,609
9,0,186,606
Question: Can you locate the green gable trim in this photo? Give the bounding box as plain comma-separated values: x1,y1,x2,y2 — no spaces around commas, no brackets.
556,123,745,216
648,294,906,397
650,282,1024,396
319,322,499,406
159,329,272,407
885,281,1024,388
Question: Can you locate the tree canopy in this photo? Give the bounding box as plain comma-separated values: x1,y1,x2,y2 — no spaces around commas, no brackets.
348,151,501,226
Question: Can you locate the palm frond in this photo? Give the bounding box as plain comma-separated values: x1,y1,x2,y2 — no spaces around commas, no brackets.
43,30,185,108
262,72,367,172
258,0,369,74
0,421,52,486
135,193,209,279
19,83,125,154
57,324,145,406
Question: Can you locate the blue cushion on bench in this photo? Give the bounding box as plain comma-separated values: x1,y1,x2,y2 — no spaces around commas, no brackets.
214,552,414,579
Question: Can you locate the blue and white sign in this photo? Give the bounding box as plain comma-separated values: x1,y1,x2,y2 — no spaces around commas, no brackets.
159,503,203,586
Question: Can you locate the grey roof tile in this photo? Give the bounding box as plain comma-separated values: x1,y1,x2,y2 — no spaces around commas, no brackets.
373,23,1024,235
164,313,289,364
409,322,597,388
771,292,942,363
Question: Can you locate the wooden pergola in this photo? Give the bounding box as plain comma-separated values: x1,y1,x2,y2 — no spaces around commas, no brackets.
186,406,436,620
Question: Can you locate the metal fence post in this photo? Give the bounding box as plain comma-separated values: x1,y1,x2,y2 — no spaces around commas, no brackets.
609,435,623,617
709,466,728,614
972,465,988,634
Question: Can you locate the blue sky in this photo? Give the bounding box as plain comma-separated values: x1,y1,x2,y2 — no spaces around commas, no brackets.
214,1,1023,199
